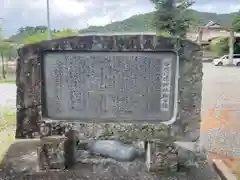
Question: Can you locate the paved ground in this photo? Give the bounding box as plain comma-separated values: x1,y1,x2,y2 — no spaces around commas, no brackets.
0,83,16,110
201,63,240,158
202,63,240,111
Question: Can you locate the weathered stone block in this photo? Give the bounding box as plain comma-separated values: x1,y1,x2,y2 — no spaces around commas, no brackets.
16,34,203,172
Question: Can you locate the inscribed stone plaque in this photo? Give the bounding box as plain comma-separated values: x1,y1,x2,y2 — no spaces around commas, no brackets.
42,51,178,123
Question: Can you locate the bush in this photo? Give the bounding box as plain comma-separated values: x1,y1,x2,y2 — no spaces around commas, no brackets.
0,109,16,129
210,37,229,56
210,37,240,56
156,31,171,37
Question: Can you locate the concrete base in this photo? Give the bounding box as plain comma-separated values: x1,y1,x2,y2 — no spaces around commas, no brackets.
0,139,220,180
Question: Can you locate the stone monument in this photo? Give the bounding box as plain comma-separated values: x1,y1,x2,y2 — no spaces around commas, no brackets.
16,34,204,176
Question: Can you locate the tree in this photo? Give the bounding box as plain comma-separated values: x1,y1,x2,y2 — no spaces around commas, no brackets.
150,0,195,37
232,12,240,32
210,37,229,56
0,26,18,79
0,25,6,79
210,37,240,56
54,28,78,38
228,11,240,64
0,41,17,79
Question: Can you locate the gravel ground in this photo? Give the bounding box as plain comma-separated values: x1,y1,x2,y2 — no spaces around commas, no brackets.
0,139,219,180
0,63,239,179
1,64,240,158
201,63,240,158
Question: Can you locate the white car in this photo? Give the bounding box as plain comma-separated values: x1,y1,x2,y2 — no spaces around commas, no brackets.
212,54,240,66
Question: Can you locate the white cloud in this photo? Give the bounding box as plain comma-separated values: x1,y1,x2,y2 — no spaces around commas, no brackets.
51,0,87,17
0,0,239,36
88,16,112,26
192,0,240,13
229,5,240,12
194,4,214,12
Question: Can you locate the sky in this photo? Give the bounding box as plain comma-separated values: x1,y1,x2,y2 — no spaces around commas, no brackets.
1,0,240,36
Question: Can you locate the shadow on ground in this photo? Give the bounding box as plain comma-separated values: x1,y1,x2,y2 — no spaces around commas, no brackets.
0,139,220,180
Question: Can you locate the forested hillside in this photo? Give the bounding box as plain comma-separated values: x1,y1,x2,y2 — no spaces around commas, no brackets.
8,10,236,44
80,10,235,33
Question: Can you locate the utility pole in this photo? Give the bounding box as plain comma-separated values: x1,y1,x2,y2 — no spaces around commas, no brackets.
229,29,234,65
46,0,51,40
0,17,6,79
197,27,203,45
0,18,3,35
1,51,5,79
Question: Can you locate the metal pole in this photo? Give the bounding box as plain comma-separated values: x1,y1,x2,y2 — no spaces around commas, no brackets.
0,18,6,79
46,0,51,40
0,18,3,36
1,51,6,79
229,30,234,65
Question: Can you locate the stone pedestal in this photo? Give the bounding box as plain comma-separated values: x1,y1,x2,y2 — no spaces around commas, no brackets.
37,135,66,170
17,35,203,175
146,141,178,174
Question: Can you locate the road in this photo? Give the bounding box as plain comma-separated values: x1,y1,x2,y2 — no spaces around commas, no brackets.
0,63,240,158
0,83,16,111
202,63,240,111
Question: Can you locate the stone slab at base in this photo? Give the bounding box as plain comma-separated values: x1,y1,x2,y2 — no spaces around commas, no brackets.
146,141,178,174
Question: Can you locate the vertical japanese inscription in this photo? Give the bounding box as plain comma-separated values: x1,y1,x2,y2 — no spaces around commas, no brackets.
160,58,172,112
64,55,87,111
44,52,176,122
53,59,63,113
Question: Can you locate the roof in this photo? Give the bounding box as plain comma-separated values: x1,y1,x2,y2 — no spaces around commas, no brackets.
200,21,227,30
205,21,222,28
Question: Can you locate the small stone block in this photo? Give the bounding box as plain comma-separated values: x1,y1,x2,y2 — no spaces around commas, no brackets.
41,135,66,145
145,141,178,174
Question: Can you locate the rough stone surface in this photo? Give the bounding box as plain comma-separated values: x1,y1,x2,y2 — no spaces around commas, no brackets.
16,35,202,141
0,139,219,180
16,35,203,173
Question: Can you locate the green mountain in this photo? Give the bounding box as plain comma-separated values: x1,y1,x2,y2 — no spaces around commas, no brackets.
8,26,49,45
80,10,236,33
81,12,155,33
8,10,236,44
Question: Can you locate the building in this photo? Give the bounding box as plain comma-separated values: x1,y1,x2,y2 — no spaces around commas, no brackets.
197,21,240,46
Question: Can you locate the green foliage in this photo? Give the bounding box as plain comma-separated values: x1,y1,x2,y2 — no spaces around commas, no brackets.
150,0,194,37
81,12,155,33
9,26,77,44
53,28,78,38
0,26,17,59
7,10,238,44
80,10,235,35
210,37,240,56
232,12,240,32
210,37,229,56
23,28,78,44
0,79,15,84
156,31,171,36
0,41,17,57
8,26,49,44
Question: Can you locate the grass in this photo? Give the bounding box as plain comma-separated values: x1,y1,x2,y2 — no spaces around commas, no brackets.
0,109,16,129
0,79,15,84
0,109,16,161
